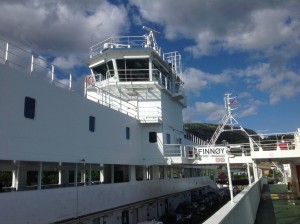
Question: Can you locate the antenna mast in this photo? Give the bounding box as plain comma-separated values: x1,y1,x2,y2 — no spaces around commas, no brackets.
208,93,240,145
143,26,160,53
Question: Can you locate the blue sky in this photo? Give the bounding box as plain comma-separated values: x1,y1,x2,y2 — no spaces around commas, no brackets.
0,0,299,134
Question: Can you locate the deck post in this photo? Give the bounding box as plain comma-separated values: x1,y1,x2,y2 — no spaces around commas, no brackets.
247,163,252,186
100,164,104,183
111,165,114,183
81,170,86,186
38,162,43,190
12,163,20,191
253,162,258,181
58,169,62,185
226,154,235,203
88,164,92,186
75,163,78,187
130,165,136,182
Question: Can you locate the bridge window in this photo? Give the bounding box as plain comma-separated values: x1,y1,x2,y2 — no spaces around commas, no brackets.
92,60,114,81
152,60,173,91
116,59,149,82
24,97,36,119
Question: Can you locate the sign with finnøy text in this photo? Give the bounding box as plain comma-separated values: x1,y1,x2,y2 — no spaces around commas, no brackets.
197,146,228,156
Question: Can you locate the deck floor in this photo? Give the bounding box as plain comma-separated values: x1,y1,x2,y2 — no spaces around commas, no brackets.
255,184,300,224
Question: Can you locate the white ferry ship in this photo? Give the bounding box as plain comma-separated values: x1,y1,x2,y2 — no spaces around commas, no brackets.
0,27,217,224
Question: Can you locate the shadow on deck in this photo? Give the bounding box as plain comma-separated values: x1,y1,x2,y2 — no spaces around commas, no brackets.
255,184,300,224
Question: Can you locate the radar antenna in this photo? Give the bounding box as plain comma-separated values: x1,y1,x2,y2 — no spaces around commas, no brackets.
143,26,160,53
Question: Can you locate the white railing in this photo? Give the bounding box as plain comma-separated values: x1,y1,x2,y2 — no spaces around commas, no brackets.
164,144,200,159
184,131,207,145
90,36,146,58
249,131,297,151
0,39,72,90
86,89,138,118
163,51,182,76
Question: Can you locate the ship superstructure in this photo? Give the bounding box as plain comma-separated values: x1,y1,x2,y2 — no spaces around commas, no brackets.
0,28,216,224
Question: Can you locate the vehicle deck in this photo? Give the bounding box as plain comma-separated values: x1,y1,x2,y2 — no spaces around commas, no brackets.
255,184,300,224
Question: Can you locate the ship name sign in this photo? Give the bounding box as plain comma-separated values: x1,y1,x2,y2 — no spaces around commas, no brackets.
197,146,228,156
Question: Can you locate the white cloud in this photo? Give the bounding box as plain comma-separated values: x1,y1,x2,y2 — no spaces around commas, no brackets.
237,98,264,118
130,0,300,109
130,0,300,61
0,1,129,55
52,55,83,70
183,62,300,105
182,67,231,96
236,63,300,104
183,101,225,123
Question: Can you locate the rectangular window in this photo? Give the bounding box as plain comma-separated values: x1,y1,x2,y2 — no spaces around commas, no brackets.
159,166,165,179
126,127,130,139
177,138,182,144
116,59,149,82
24,97,36,119
166,133,171,144
89,116,95,132
135,166,143,181
149,132,157,143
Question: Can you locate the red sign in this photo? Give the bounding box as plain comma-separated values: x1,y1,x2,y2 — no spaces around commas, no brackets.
215,157,225,163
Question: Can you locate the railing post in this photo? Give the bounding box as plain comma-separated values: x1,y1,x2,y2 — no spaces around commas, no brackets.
69,74,72,90
226,154,235,203
51,65,54,83
5,42,8,62
30,55,34,74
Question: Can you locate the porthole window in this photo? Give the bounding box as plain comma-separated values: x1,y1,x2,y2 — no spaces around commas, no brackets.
89,116,95,132
24,97,36,119
126,127,130,140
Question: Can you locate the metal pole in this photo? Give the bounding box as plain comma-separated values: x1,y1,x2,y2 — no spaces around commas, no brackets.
226,154,234,203
51,65,54,83
247,163,252,186
88,164,92,186
5,42,8,62
30,55,34,74
38,162,43,190
75,163,78,187
253,162,258,181
58,169,62,185
69,74,72,90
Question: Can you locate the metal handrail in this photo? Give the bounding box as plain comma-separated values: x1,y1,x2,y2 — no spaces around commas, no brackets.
0,39,72,90
90,36,146,58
